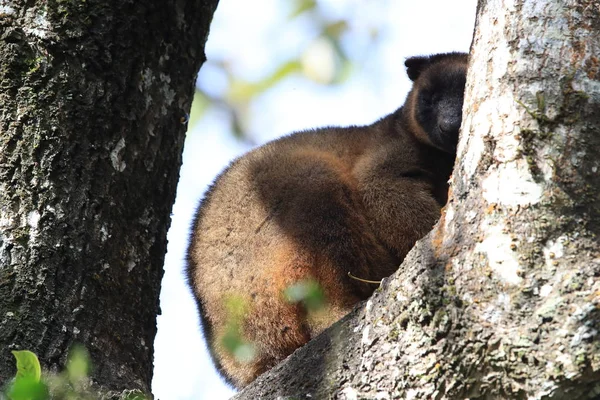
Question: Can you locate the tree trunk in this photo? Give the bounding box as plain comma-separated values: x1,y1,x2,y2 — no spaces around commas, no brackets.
233,0,600,398
0,0,218,395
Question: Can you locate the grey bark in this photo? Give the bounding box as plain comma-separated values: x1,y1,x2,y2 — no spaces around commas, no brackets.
234,0,600,399
0,0,218,395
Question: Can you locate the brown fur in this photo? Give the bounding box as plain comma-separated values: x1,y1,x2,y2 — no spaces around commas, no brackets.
187,52,469,388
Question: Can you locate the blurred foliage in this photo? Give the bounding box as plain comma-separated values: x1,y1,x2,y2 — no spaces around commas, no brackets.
221,295,257,363
284,279,326,312
1,347,149,400
218,280,326,365
289,0,317,18
190,0,382,139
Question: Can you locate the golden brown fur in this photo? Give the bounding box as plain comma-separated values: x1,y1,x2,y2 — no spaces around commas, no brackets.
187,52,469,388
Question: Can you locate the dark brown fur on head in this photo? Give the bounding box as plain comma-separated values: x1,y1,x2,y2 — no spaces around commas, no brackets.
187,52,469,388
404,52,468,153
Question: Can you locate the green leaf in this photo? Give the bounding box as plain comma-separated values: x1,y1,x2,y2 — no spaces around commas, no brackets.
266,60,303,87
7,377,48,400
323,21,349,39
289,0,316,18
228,61,302,103
11,351,41,382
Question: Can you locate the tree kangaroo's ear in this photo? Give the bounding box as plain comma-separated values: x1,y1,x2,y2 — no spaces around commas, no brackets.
405,55,433,81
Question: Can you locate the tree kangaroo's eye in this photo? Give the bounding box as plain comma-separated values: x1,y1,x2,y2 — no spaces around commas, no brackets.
419,91,435,110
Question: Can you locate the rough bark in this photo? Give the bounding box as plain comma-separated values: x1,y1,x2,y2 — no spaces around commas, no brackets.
233,0,600,399
0,0,218,395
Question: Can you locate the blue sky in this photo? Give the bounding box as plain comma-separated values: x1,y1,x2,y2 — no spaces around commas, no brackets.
152,1,477,398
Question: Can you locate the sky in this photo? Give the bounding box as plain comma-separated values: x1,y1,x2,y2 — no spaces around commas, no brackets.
152,1,478,399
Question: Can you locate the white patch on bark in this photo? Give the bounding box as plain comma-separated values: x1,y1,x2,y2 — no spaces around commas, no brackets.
543,235,565,267
405,389,418,400
482,160,543,206
364,298,373,313
475,220,522,285
458,123,485,179
100,225,109,241
465,210,477,222
395,293,409,303
140,68,154,91
461,92,522,177
27,210,41,241
539,284,553,297
159,73,176,116
481,293,511,323
0,211,15,229
481,304,502,324
340,387,358,400
361,325,371,345
139,68,155,110
23,8,51,39
0,5,16,16
110,138,127,172
45,203,64,220
127,261,136,272
535,143,558,182
443,204,455,233
27,210,40,228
